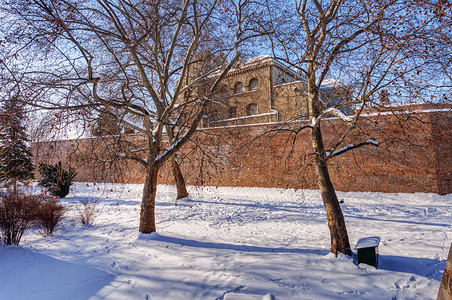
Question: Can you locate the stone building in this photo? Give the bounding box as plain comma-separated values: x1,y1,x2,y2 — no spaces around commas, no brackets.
195,55,349,128
30,54,452,195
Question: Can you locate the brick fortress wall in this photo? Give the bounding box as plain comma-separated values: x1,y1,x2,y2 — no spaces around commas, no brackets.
31,109,451,195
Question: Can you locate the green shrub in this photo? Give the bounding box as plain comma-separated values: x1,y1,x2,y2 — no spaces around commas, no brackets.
38,162,76,198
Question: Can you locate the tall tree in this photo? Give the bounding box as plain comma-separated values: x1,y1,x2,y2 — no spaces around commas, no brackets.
0,95,35,194
264,0,451,254
0,0,262,233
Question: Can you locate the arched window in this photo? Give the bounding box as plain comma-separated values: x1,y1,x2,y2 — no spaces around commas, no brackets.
234,82,243,94
246,103,258,116
248,78,259,91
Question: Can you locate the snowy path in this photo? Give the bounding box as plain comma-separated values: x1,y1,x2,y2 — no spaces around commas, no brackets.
1,183,451,299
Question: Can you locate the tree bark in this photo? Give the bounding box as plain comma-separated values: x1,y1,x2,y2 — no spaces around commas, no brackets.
171,154,189,200
311,125,351,255
139,164,160,234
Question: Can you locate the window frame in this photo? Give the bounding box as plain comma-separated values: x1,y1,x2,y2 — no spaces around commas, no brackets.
248,78,259,92
246,103,258,116
234,82,243,94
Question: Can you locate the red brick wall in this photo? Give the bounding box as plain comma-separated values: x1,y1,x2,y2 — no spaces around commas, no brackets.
431,112,452,194
31,110,451,194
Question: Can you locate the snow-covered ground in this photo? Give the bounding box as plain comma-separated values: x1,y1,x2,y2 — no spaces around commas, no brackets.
1,183,451,300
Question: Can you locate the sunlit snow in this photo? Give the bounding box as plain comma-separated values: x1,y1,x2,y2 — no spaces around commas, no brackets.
1,183,450,299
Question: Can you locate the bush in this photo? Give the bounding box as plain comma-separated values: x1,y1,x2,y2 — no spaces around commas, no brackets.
77,198,98,225
0,193,41,245
38,161,76,198
36,197,66,236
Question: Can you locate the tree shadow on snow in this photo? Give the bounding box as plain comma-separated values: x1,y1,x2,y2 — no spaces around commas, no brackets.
150,233,329,255
59,196,140,206
377,254,445,280
346,215,450,228
169,198,318,214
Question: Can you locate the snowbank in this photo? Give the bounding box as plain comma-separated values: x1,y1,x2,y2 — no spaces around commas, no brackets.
1,183,450,299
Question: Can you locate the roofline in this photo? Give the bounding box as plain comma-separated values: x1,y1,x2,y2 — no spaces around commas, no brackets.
223,56,299,79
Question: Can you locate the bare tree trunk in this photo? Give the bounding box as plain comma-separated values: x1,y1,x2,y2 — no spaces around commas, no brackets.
312,126,351,255
171,154,189,200
139,164,160,234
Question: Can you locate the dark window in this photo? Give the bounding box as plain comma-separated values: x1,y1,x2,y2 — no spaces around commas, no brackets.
248,78,259,91
246,103,258,116
234,82,243,94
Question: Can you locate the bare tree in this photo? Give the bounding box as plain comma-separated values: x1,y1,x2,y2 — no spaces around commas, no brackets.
0,0,261,233
264,0,451,254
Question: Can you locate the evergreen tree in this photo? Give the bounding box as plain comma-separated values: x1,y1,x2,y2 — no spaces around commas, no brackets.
38,161,76,198
0,96,35,194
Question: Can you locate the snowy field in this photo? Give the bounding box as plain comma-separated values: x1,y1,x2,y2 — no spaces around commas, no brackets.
1,183,451,300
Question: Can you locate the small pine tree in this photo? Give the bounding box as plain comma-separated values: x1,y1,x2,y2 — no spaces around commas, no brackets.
0,96,35,194
38,162,76,198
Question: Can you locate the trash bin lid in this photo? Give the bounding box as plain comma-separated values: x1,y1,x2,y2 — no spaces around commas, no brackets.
354,236,381,249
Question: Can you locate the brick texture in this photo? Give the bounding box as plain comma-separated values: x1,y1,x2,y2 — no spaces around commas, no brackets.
31,110,451,194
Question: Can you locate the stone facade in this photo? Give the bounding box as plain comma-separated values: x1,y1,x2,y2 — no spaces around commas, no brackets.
195,55,355,128
198,56,310,127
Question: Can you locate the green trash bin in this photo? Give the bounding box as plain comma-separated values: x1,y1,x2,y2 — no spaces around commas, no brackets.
354,236,381,268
